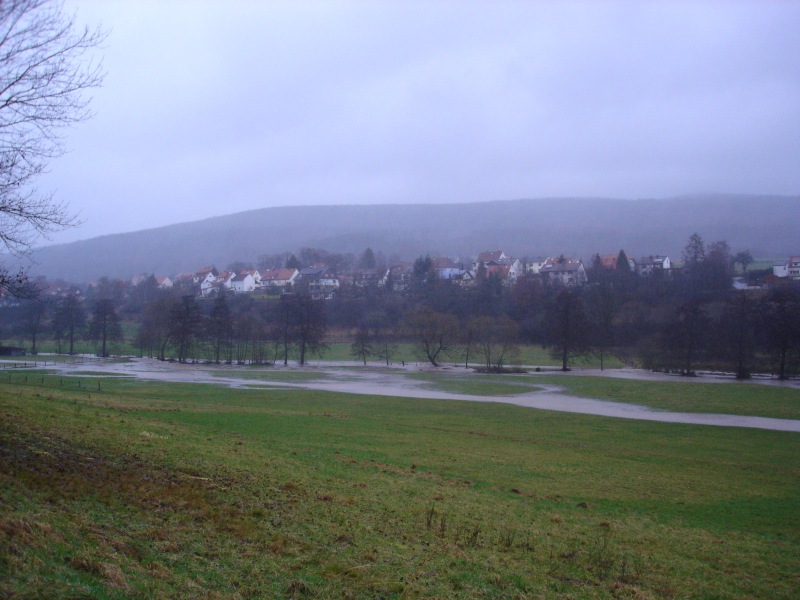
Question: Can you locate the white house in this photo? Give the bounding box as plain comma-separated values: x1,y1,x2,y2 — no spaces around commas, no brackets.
230,273,256,293
507,259,525,282
788,256,800,280
193,266,218,285
773,262,789,278
240,269,262,285
383,263,413,292
198,271,218,297
525,258,548,275
309,277,340,300
539,258,588,287
774,256,800,280
637,255,671,276
217,271,235,290
437,267,464,280
261,268,298,289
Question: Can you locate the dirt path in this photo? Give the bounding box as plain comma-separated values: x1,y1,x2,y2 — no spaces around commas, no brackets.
13,357,800,432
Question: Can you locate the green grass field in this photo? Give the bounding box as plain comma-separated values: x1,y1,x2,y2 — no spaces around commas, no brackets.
3,334,625,370
1,371,798,598
315,342,624,369
2,338,139,357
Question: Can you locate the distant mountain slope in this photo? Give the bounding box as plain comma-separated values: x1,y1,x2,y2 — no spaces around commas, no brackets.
23,194,799,282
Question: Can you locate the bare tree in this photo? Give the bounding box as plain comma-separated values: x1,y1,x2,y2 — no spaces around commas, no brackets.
19,296,47,353
365,308,398,366
719,291,758,380
584,280,617,370
53,291,85,354
87,298,121,357
734,250,753,275
761,286,800,380
137,295,178,360
0,0,104,292
206,294,232,364
168,296,202,363
290,293,328,366
468,315,520,371
350,325,374,365
406,306,459,367
542,289,591,371
270,293,328,366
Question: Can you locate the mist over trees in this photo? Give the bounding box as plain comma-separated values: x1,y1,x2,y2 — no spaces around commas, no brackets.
21,195,800,283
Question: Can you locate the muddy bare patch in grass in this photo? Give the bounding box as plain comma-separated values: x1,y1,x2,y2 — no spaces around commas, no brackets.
0,418,291,597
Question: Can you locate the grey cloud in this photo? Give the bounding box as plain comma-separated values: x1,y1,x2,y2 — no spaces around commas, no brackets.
40,0,800,245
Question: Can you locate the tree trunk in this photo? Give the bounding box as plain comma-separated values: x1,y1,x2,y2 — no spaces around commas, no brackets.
778,347,788,380
101,324,107,357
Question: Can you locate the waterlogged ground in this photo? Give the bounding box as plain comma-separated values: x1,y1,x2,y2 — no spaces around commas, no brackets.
8,356,800,432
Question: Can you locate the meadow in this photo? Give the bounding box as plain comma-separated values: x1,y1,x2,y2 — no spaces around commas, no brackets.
299,342,624,370
2,338,622,370
1,368,799,598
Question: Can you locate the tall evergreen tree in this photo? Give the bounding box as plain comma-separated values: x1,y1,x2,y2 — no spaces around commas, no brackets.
358,247,377,269
616,249,631,273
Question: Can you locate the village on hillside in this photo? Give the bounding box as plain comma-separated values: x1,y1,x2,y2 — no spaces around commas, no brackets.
95,250,798,302
3,236,799,380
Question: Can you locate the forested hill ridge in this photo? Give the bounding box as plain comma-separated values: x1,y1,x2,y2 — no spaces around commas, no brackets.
24,194,800,282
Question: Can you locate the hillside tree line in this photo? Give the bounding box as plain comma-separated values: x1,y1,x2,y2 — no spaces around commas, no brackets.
1,235,799,378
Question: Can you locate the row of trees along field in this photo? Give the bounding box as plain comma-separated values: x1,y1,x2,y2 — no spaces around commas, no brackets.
3,234,800,379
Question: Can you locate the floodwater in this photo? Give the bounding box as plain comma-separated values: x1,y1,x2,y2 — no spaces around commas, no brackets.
9,357,800,432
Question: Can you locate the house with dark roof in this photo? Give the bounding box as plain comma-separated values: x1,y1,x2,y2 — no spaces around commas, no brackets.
193,266,218,285
193,266,219,296
539,258,587,287
384,262,413,292
230,272,256,293
476,250,508,266
637,255,671,276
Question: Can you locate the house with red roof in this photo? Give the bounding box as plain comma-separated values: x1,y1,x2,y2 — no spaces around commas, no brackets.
261,268,298,289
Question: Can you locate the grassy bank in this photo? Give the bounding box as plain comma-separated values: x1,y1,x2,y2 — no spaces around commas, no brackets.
1,373,798,598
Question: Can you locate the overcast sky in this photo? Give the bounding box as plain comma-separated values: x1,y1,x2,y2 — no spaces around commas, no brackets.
41,0,800,245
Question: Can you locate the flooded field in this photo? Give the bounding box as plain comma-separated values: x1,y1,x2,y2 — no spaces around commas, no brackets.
9,356,800,432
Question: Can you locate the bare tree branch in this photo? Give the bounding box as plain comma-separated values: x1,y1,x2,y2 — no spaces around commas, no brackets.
0,0,104,250
0,0,104,295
